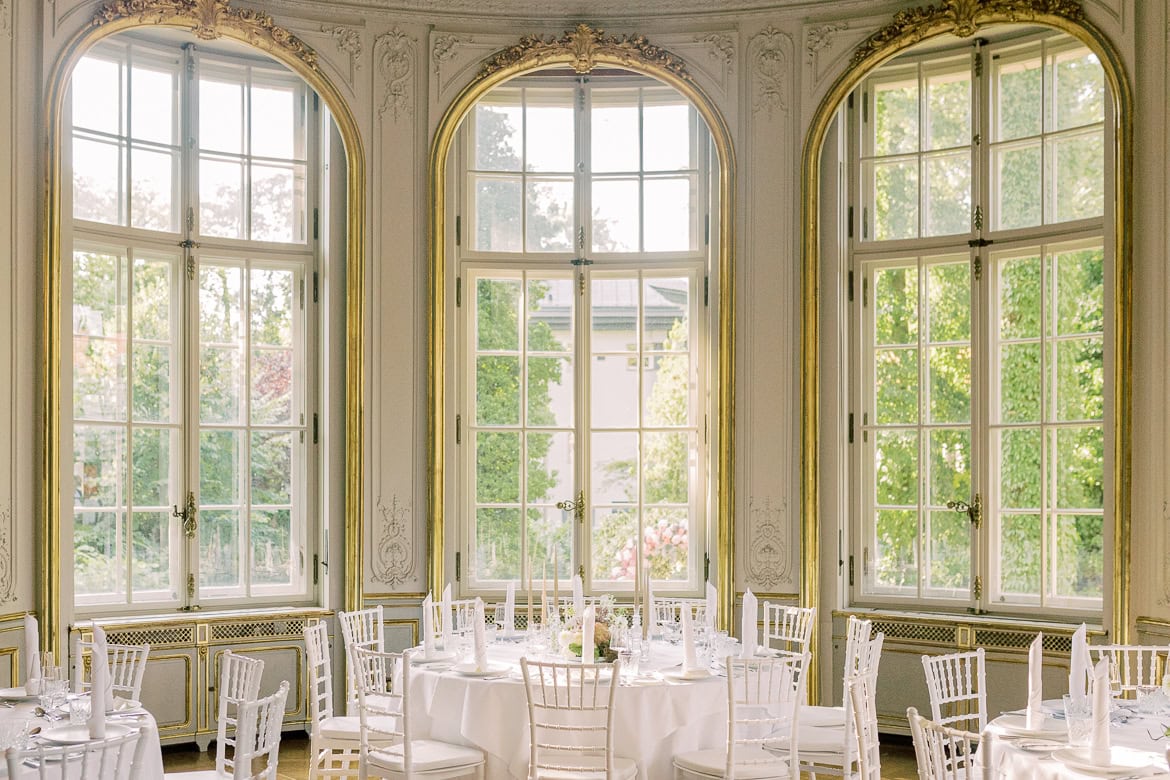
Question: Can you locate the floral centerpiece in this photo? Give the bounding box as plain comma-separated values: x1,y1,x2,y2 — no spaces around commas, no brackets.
558,594,621,662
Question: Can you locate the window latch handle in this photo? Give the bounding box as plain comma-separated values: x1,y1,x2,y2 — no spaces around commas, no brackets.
947,493,982,530
172,491,198,538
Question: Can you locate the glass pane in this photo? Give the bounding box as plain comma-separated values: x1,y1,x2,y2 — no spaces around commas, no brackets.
200,266,244,425
130,147,177,232
527,277,572,352
75,336,124,420
1052,514,1102,598
1000,427,1042,509
132,344,171,422
73,250,127,420
1049,133,1104,223
872,159,919,241
251,269,296,425
477,277,521,351
643,354,691,427
874,509,917,589
525,92,574,172
643,100,691,171
924,153,970,236
1054,337,1104,421
200,157,244,239
251,163,301,243
591,354,638,428
874,76,919,155
130,64,176,145
926,262,970,343
874,266,918,345
1055,247,1104,335
927,510,970,592
251,269,294,346
1000,342,1042,423
998,254,1042,339
525,179,573,252
1055,426,1104,509
476,508,520,581
251,431,292,505
474,177,522,252
131,511,170,595
994,144,1042,230
928,345,970,424
200,347,242,424
200,77,244,154
476,431,520,503
643,178,692,252
73,137,122,225
928,428,970,505
200,430,242,506
875,430,918,506
477,356,520,425
251,509,291,585
875,348,918,425
252,348,293,426
591,91,639,173
591,431,638,505
133,256,173,341
645,506,689,581
199,509,241,589
1051,49,1104,130
592,179,639,252
130,428,171,505
527,357,572,428
526,431,572,503
996,56,1042,140
926,69,969,150
74,425,125,507
72,56,121,134
645,278,689,350
251,82,300,160
474,99,522,171
643,431,689,504
592,507,636,582
998,513,1041,596
75,510,123,597
529,508,570,580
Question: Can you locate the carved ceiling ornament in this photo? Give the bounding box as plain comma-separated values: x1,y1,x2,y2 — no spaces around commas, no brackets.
92,0,319,71
476,23,691,84
851,0,1085,67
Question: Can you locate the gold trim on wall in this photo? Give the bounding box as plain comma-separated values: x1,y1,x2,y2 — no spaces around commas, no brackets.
427,24,737,630
801,0,1134,678
40,0,367,656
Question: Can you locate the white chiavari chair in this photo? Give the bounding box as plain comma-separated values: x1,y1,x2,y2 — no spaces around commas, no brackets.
674,653,804,779
521,657,635,780
907,706,982,780
354,646,484,779
305,621,358,779
175,651,263,778
800,616,872,728
652,598,708,638
169,681,290,780
1089,644,1169,694
921,648,988,733
339,607,386,714
762,604,815,657
73,641,152,701
8,723,151,780
846,669,881,780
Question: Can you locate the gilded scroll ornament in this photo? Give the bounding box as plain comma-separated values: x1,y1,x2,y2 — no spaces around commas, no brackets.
476,23,691,83
851,0,1085,66
372,495,416,587
92,0,319,71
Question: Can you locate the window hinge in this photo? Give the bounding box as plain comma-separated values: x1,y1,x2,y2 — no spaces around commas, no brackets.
313,553,319,585
704,413,708,444
862,548,869,576
456,276,462,308
313,271,319,303
313,412,319,444
704,275,709,307
703,553,710,583
973,575,983,601
862,91,868,124
862,208,869,240
299,278,305,309
455,552,461,582
848,555,855,586
455,413,461,445
313,208,319,240
704,214,710,246
862,276,869,307
848,412,854,443
186,206,194,232
847,93,854,110
862,411,868,443
847,206,854,239
455,215,461,247
848,270,854,302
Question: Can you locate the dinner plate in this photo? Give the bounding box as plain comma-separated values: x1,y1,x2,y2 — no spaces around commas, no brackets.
1052,746,1162,776
411,651,457,665
663,668,713,681
451,663,510,678
41,723,132,745
995,714,1067,737
0,687,36,701
1007,738,1066,754
108,697,141,714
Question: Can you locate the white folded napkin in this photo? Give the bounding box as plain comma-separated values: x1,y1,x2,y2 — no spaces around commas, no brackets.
681,605,698,674
88,626,110,739
422,593,436,657
1026,632,1043,729
572,575,584,617
504,581,516,637
1070,623,1089,705
705,582,717,630
582,604,595,663
473,597,488,672
441,584,453,652
741,590,758,659
1090,657,1111,765
23,614,40,686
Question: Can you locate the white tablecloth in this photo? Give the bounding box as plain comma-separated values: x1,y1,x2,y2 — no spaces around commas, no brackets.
408,640,728,779
0,700,163,779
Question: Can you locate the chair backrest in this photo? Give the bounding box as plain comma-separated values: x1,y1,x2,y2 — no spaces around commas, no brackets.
835,631,884,770
907,706,981,780
73,641,151,701
521,657,622,779
847,668,882,780
543,595,606,622
215,650,265,776
450,599,480,635
921,648,987,733
843,616,873,677
6,722,151,780
304,622,334,729
338,606,385,712
762,604,816,655
1089,644,1169,692
232,681,290,780
652,598,707,634
727,654,803,779
353,646,409,772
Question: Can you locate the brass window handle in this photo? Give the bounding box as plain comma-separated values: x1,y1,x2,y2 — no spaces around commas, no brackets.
172,490,198,538
556,490,585,524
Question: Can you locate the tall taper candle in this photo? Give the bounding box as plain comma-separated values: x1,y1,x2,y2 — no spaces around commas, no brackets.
553,546,560,618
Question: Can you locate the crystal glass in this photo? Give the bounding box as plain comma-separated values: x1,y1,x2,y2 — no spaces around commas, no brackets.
69,697,92,725
617,648,638,681
1136,685,1162,714
1063,693,1093,747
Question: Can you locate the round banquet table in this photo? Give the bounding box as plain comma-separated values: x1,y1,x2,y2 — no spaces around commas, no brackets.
986,703,1170,779
407,639,730,779
0,698,164,779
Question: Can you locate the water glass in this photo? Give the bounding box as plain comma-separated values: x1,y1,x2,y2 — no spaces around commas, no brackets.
1136,685,1162,714
617,648,638,681
0,719,30,750
1063,693,1094,747
69,697,91,725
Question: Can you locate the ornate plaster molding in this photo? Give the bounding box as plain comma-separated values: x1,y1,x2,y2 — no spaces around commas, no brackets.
1161,499,1170,606
750,25,790,117
371,495,417,587
0,503,13,603
805,22,847,64
851,0,1085,66
695,31,735,75
1,0,11,38
322,24,362,71
92,0,318,70
745,497,792,589
432,32,470,76
375,26,416,121
476,23,691,83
